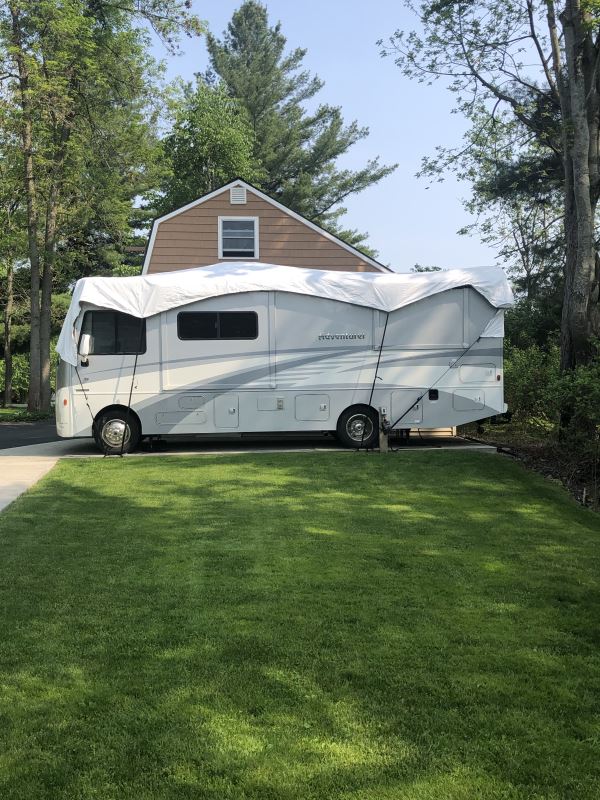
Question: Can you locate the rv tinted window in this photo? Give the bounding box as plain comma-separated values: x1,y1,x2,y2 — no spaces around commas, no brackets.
178,312,218,340
80,311,146,355
177,311,258,340
219,311,258,339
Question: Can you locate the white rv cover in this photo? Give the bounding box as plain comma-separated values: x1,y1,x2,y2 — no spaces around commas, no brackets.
57,262,514,365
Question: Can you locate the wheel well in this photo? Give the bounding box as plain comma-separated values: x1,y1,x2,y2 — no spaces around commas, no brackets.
335,404,380,448
336,404,379,426
94,404,142,434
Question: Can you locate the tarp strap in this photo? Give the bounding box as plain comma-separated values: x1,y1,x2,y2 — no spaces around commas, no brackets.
74,365,108,457
358,311,390,450
119,319,145,457
386,336,482,432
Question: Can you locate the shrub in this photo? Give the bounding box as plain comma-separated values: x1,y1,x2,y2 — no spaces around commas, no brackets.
548,345,600,440
504,343,560,428
1,341,58,405
0,353,30,404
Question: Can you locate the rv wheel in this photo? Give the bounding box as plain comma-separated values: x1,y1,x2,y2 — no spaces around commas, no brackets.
94,408,141,455
336,406,379,449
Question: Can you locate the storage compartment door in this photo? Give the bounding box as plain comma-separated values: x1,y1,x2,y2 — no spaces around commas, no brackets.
215,394,239,428
295,394,330,421
391,390,423,425
453,390,485,411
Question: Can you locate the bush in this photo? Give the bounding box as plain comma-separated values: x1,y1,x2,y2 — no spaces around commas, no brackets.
1,341,58,405
504,343,560,429
495,342,600,504
548,345,600,441
0,353,30,404
504,341,600,437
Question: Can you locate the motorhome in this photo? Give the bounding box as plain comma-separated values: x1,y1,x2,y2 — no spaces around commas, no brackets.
55,262,514,453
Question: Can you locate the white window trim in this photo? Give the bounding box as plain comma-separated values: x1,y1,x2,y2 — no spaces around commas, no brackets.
218,216,259,260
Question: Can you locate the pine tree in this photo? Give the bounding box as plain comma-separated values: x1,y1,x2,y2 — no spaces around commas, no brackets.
207,1,396,248
156,80,262,215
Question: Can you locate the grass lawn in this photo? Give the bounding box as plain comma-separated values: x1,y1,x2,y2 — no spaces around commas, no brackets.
0,451,599,799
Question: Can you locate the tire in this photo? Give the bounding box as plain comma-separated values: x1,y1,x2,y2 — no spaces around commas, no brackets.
336,405,379,449
94,408,141,455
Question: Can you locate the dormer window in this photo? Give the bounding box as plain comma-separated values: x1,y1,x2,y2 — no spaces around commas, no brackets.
218,217,259,259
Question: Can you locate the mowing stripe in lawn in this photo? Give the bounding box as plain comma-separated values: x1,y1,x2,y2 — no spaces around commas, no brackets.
0,451,598,800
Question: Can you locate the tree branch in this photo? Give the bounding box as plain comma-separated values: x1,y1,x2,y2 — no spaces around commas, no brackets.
527,0,559,100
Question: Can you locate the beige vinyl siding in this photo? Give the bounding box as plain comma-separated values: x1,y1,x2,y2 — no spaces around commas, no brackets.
146,190,379,273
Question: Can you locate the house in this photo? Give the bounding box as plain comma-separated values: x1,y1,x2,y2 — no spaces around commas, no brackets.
142,179,391,275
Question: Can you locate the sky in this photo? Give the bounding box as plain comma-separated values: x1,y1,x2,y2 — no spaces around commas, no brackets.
150,0,498,273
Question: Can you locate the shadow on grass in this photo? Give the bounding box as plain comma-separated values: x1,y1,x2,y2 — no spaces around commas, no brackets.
0,451,598,799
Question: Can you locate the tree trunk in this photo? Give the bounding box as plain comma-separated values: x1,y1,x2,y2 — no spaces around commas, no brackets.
40,199,55,412
40,228,53,411
9,4,42,412
560,157,578,372
560,1,600,369
3,260,13,407
40,121,71,411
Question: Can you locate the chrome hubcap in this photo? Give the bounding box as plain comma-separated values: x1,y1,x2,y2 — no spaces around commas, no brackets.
101,419,130,448
346,414,374,443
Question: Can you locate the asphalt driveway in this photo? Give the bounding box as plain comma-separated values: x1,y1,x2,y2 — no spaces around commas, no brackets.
0,418,60,450
0,418,489,454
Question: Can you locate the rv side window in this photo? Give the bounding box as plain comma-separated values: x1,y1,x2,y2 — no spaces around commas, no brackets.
177,311,258,340
219,311,258,339
80,311,146,355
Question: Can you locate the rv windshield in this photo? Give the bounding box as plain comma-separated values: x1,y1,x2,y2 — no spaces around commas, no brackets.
80,311,146,355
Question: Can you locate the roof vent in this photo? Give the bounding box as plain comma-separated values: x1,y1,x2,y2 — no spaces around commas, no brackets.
230,186,247,204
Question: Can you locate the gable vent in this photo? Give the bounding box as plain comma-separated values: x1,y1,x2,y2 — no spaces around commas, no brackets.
230,186,247,204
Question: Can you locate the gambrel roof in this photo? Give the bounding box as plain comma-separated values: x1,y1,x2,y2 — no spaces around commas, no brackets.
142,179,392,274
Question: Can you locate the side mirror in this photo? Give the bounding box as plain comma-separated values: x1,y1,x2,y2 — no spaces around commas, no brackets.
79,333,91,364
